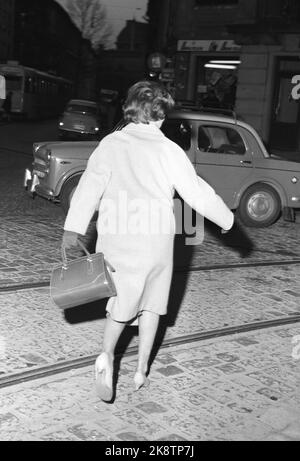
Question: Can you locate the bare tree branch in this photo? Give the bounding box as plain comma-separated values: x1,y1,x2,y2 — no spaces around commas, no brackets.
65,0,112,50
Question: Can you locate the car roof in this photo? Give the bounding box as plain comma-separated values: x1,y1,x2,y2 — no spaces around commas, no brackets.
168,108,260,132
167,108,270,158
67,99,97,106
169,108,238,125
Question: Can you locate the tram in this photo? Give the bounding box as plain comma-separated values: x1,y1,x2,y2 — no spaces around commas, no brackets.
0,61,73,119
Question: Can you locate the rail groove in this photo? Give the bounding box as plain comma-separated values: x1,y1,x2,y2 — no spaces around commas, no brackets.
0,315,299,390
1,258,300,293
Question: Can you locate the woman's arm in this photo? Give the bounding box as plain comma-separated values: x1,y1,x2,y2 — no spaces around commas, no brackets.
63,144,111,235
164,142,234,231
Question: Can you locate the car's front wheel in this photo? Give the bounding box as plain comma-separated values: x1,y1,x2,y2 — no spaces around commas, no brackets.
60,176,81,214
238,183,281,227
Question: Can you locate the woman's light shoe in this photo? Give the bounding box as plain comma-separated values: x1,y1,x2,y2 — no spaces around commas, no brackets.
95,352,113,402
133,371,150,391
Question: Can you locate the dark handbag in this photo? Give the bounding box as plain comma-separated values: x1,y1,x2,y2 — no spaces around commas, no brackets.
50,240,117,310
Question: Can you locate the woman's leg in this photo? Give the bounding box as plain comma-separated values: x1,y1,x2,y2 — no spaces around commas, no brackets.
135,311,160,388
95,315,126,400
102,315,126,358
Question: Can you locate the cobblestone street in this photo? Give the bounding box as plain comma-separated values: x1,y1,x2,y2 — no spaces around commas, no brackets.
0,325,299,441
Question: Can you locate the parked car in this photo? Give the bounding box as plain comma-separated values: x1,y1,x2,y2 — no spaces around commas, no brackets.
24,109,300,227
58,99,102,140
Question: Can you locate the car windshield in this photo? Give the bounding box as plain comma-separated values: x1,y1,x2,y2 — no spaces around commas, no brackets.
161,119,191,150
66,104,97,115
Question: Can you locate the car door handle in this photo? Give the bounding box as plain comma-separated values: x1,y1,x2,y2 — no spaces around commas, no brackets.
240,160,252,165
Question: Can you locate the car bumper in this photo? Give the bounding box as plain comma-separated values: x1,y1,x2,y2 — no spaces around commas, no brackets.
24,169,39,195
59,127,98,136
24,169,57,201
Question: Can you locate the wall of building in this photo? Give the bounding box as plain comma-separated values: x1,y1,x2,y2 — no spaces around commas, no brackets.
236,37,300,143
13,0,84,83
96,20,150,98
0,0,15,62
170,0,258,39
97,50,147,95
235,47,273,138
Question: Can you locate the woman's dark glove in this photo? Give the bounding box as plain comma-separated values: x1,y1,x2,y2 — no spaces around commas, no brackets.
62,230,79,249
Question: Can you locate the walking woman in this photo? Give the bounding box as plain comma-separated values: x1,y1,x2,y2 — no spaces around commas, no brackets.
62,81,234,402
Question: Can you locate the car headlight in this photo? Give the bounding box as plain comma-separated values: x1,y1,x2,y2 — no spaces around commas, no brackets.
59,122,64,127
36,148,51,162
94,127,99,131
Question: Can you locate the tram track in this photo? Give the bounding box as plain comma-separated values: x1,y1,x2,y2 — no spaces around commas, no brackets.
0,314,299,390
0,257,300,294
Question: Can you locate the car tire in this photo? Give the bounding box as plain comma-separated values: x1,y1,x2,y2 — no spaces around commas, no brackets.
238,183,281,227
60,176,81,214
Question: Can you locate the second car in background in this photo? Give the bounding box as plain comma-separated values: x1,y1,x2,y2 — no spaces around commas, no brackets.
58,99,101,140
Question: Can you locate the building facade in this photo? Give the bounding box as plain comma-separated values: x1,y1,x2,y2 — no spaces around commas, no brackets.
0,0,15,62
158,0,300,152
97,20,149,95
12,0,84,85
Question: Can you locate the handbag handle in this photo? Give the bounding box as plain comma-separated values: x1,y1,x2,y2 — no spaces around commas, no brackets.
61,239,91,269
61,240,116,272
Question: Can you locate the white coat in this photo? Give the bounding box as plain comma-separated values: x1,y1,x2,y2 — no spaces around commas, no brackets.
64,122,234,323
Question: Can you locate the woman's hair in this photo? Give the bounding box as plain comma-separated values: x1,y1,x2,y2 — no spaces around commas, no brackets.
123,80,175,124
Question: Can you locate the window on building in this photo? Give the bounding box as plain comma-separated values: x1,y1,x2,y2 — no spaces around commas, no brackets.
198,125,245,154
161,119,192,150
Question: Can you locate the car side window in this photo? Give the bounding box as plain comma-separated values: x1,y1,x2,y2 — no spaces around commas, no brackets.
198,125,246,155
162,119,191,151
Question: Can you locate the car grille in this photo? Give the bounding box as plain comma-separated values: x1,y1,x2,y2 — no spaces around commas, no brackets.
33,158,49,178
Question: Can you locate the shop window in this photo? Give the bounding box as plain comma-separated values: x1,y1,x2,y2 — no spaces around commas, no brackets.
196,57,239,110
162,119,191,150
198,125,245,155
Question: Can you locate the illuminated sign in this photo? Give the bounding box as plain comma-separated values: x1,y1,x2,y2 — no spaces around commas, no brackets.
147,53,167,71
177,40,241,52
